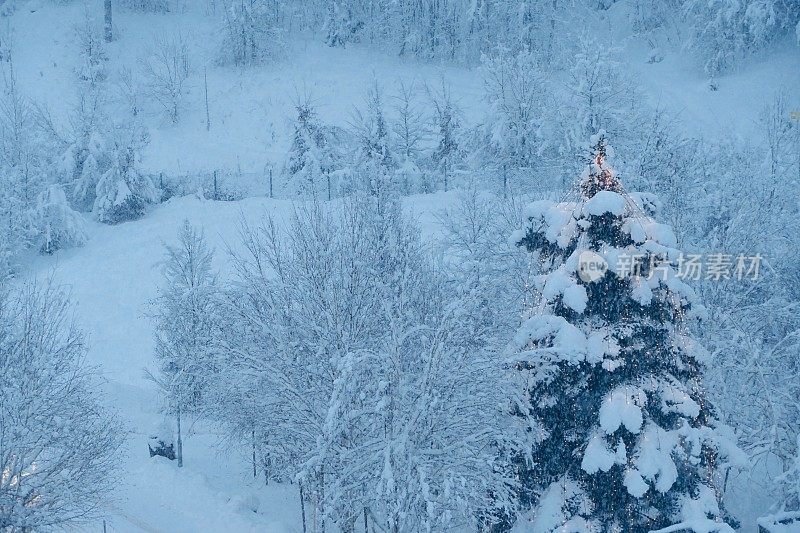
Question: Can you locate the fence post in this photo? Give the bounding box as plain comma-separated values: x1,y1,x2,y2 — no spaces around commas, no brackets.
204,67,211,131
251,428,257,478
213,170,218,201
269,168,273,199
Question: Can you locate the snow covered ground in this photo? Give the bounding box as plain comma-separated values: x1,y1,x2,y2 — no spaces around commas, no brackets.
8,0,799,530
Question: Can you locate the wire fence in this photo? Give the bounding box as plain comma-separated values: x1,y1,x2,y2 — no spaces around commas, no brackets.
150,162,562,206
154,167,285,203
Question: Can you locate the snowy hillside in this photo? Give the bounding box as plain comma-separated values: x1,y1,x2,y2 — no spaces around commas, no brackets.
2,0,799,532
9,1,798,177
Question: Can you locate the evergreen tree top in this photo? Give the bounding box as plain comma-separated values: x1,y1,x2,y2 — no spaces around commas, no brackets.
581,131,623,199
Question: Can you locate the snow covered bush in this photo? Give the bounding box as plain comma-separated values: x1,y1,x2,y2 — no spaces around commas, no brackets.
344,83,397,196
506,134,744,532
0,281,120,531
148,419,177,461
33,184,87,254
284,97,336,198
93,128,156,224
120,0,169,12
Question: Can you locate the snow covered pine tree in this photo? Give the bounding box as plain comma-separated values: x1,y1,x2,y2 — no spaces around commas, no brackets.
285,98,334,198
508,134,743,531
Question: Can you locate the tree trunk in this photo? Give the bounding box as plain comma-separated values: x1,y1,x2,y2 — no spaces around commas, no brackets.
204,67,211,131
326,173,331,201
299,483,307,533
319,470,326,533
104,0,113,42
176,404,183,468
251,428,257,478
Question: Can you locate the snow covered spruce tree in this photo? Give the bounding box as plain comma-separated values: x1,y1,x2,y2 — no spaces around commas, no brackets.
0,281,120,530
347,83,396,196
33,184,87,255
93,126,156,224
427,82,461,192
149,220,220,467
391,81,427,194
285,97,335,198
508,134,743,531
324,0,363,47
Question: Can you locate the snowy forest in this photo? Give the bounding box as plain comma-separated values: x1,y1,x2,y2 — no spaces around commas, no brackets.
0,0,799,531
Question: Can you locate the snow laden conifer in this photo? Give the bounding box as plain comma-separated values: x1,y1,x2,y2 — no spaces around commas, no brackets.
285,98,334,198
480,49,549,194
93,128,156,224
66,124,107,212
508,133,744,531
427,82,462,192
33,184,87,255
347,83,396,196
390,82,426,194
325,0,363,47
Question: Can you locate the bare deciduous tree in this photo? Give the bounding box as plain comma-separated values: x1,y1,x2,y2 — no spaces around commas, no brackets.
0,281,121,531
140,34,191,123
